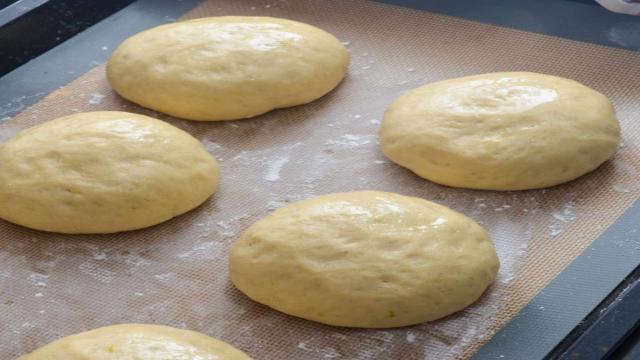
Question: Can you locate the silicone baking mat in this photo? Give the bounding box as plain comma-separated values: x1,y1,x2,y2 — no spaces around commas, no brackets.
1,0,639,359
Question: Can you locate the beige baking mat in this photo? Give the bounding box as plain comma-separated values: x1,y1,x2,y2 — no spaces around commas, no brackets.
1,0,639,359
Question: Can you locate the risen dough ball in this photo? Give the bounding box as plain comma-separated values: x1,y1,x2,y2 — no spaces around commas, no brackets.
380,72,620,190
0,111,218,234
229,191,499,328
107,16,349,121
18,324,251,360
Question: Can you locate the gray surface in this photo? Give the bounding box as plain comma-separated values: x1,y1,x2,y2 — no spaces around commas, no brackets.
0,0,47,27
472,200,640,359
0,0,202,123
377,0,640,51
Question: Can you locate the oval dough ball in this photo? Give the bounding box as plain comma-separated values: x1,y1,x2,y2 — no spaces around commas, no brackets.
229,191,499,328
107,16,350,121
19,324,251,360
380,72,621,190
0,111,218,234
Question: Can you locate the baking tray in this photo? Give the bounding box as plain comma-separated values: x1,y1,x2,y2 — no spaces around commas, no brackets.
0,1,639,359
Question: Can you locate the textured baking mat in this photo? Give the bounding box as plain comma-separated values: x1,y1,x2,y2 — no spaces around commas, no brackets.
1,0,640,359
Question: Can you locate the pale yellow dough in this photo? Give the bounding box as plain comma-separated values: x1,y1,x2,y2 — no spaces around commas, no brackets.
380,72,621,190
229,191,499,328
107,16,349,121
0,111,218,234
18,324,251,360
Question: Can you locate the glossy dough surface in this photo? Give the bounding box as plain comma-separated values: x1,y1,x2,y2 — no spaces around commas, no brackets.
229,191,499,328
0,111,219,234
18,324,251,360
380,72,621,190
107,16,349,121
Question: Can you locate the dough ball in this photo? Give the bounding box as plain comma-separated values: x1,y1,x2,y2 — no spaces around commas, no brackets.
380,72,620,190
0,111,218,234
229,191,499,328
107,16,349,121
18,324,251,360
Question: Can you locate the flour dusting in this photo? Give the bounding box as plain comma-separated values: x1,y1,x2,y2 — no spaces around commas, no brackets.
28,273,49,287
78,261,115,283
88,92,105,105
551,202,576,223
177,241,223,260
0,92,46,118
614,184,631,193
406,331,416,343
266,200,287,210
264,156,289,182
325,134,374,148
548,202,577,236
